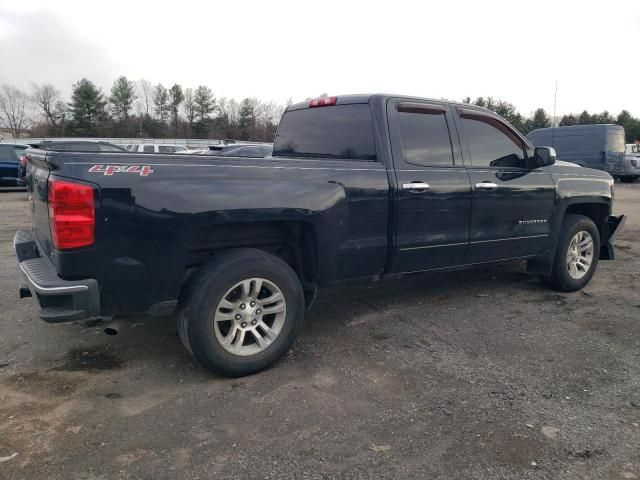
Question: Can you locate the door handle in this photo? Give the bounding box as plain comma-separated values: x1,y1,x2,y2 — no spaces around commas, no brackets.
475,182,498,189
402,182,431,191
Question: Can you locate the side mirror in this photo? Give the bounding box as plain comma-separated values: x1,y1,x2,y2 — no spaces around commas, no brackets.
533,146,556,167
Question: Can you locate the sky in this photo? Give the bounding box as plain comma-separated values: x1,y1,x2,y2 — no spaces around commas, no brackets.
0,0,639,117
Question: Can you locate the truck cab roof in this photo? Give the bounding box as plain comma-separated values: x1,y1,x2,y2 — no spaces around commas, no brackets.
286,94,492,113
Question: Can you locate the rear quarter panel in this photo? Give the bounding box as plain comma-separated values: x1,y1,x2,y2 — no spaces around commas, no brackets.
49,152,390,315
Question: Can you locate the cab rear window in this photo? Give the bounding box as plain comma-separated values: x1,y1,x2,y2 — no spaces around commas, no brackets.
273,104,377,161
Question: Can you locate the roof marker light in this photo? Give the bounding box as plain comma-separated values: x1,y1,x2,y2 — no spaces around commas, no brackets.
309,96,337,108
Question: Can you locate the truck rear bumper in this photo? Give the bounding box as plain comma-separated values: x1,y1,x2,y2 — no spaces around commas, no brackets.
14,230,101,322
600,215,625,260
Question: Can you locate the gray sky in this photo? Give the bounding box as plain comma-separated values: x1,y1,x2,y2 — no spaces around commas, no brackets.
1,0,639,116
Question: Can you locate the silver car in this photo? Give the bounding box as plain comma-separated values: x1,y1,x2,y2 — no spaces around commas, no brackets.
621,144,640,183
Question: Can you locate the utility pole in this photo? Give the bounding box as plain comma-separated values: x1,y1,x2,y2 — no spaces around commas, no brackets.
551,81,558,147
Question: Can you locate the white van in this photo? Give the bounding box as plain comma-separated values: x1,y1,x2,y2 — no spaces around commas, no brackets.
126,144,187,154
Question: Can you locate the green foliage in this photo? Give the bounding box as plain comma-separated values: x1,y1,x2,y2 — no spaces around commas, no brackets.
492,100,525,132
559,114,577,126
68,78,107,136
617,110,640,142
192,86,215,138
239,98,256,128
238,98,259,140
462,96,640,141
524,108,551,133
194,86,215,121
29,80,640,144
109,76,136,121
168,84,184,132
578,110,592,124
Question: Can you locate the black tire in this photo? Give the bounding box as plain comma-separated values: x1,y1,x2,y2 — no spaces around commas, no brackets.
620,176,639,184
547,214,600,292
178,248,305,377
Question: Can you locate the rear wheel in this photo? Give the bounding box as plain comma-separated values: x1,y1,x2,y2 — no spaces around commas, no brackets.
547,214,600,292
178,248,305,377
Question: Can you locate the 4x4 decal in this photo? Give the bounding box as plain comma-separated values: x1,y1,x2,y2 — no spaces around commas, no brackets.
88,165,154,176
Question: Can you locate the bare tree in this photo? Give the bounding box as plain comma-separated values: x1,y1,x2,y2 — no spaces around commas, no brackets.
53,101,68,136
153,83,169,123
257,100,284,126
224,98,241,125
32,83,61,129
182,88,196,128
137,79,153,116
0,85,31,138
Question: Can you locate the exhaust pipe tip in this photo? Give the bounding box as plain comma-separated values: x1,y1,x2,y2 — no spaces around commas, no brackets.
104,326,119,336
103,319,125,336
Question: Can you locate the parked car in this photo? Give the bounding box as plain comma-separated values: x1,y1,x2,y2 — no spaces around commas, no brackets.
16,141,126,184
15,94,624,377
204,144,273,158
128,144,187,153
526,124,627,177
622,144,640,183
0,143,29,186
27,140,127,152
177,148,208,155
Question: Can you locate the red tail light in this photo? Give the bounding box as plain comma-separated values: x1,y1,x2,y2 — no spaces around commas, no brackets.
48,179,95,250
309,96,337,108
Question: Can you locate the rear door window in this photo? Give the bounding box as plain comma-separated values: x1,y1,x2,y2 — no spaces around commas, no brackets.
143,145,155,153
397,107,454,166
273,104,377,161
158,145,175,153
75,143,100,152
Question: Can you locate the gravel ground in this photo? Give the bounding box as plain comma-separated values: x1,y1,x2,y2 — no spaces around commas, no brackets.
0,184,639,480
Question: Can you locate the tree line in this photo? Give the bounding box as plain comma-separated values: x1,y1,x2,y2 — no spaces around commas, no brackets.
1,81,639,144
462,96,640,142
0,77,288,142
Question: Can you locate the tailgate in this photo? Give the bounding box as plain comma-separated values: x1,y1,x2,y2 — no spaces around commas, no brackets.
25,150,54,257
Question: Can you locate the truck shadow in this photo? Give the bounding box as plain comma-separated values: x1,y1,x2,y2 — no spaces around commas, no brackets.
81,260,541,377
0,187,27,193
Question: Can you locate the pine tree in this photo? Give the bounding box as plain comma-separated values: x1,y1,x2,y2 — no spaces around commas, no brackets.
578,110,592,125
524,108,551,133
109,76,136,122
559,114,578,126
168,84,184,133
68,78,107,136
193,86,214,121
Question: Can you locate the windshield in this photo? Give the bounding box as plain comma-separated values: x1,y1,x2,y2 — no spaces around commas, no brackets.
606,130,625,153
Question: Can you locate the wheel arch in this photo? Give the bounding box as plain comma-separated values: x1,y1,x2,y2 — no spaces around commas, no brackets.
528,198,611,275
182,221,319,307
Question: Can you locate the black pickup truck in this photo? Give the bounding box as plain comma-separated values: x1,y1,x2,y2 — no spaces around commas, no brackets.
15,94,624,376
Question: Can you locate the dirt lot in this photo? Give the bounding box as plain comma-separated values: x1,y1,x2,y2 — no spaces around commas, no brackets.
0,184,639,480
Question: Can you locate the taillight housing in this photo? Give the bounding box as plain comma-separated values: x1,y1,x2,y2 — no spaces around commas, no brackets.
48,178,95,250
309,96,337,108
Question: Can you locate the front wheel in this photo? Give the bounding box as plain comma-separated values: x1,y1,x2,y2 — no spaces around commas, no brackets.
547,214,600,292
178,248,305,377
